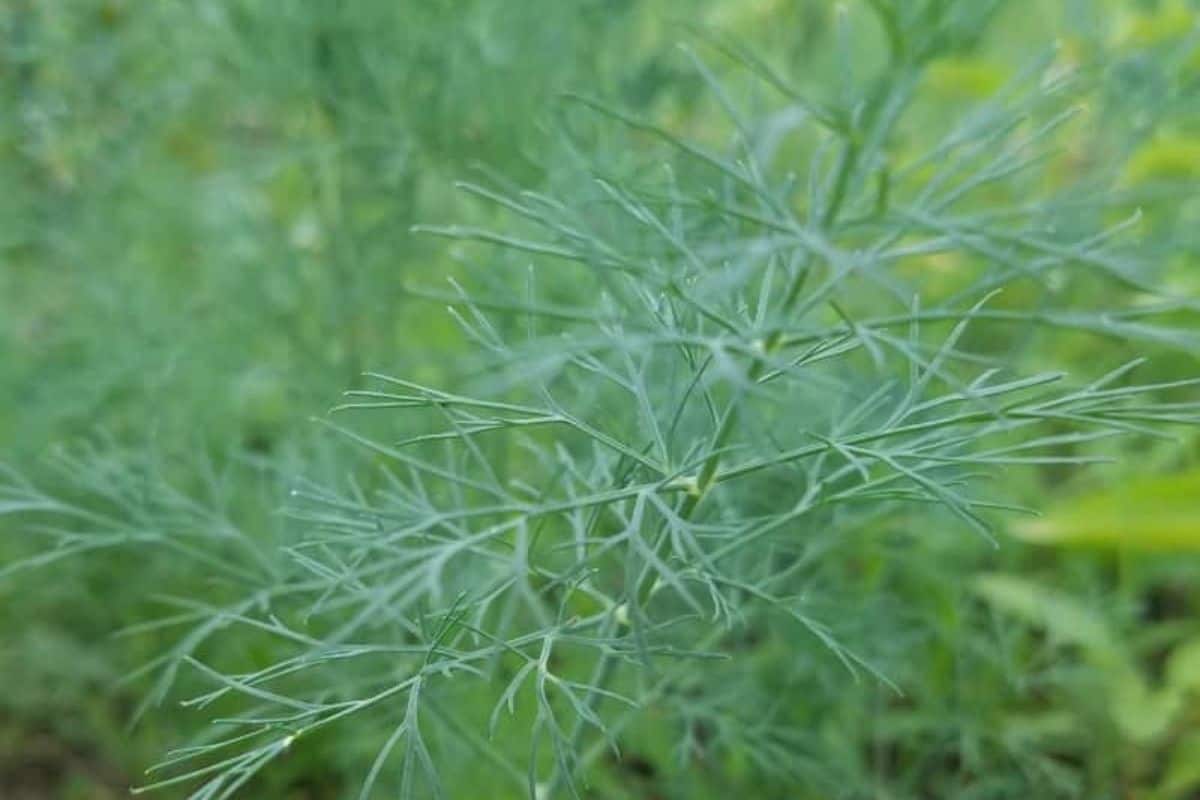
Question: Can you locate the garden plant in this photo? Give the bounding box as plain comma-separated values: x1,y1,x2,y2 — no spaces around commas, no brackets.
3,1,1200,798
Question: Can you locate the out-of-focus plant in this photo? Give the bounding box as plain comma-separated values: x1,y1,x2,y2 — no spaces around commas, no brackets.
990,466,1200,798
976,574,1200,799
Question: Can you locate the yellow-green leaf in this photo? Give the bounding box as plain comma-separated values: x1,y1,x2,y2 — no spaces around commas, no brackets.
926,56,1007,99
1012,470,1200,551
1157,734,1200,800
1123,134,1200,185
1108,666,1182,743
1166,637,1200,694
1115,0,1198,48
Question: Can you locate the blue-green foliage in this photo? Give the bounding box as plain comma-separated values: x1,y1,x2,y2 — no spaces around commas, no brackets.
2,1,1200,798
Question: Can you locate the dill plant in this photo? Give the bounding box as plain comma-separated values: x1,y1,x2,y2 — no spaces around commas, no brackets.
4,1,1200,798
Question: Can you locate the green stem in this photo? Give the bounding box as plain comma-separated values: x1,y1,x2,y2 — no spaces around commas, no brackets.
540,618,619,797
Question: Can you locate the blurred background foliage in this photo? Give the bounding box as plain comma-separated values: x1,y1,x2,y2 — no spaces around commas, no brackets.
1,0,1199,798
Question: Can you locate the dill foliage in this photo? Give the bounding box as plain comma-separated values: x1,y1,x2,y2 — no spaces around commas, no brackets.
4,2,1198,798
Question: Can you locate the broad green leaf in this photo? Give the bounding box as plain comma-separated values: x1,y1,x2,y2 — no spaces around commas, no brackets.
1011,470,1200,551
1166,637,1200,694
1108,665,1182,743
972,574,1116,654
974,574,1189,742
1157,734,1200,800
1001,711,1079,745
